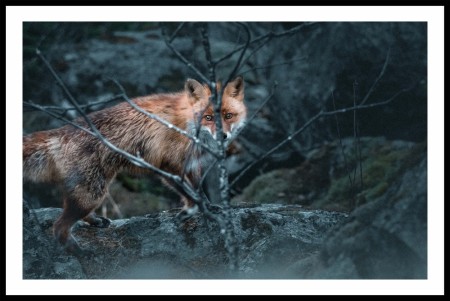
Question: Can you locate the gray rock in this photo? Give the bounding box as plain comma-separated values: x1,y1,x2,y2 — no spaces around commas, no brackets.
22,23,428,280
23,203,86,279
23,203,346,279
22,143,427,279
290,155,427,279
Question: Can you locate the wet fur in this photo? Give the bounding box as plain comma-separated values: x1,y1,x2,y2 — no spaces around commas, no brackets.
23,77,246,253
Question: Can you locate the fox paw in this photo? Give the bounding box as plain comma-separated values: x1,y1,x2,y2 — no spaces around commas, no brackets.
83,214,111,228
175,205,199,223
91,216,111,228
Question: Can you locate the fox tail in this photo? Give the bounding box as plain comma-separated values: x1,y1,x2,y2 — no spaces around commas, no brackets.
23,132,59,183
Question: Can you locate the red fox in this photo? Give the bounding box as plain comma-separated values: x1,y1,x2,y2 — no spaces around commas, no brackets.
23,76,246,254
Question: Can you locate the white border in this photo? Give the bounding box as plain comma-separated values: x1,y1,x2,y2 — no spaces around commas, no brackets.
6,6,444,295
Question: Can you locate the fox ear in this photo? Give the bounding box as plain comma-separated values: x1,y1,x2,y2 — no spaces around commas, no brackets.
185,78,207,102
224,76,244,101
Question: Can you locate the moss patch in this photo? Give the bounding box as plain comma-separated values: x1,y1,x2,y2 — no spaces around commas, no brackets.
235,137,426,212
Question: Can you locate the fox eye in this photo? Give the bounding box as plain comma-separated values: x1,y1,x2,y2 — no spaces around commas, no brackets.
225,113,233,119
204,115,214,121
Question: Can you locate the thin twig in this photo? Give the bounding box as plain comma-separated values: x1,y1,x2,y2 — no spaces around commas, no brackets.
236,36,272,73
201,24,216,82
230,87,411,188
215,22,316,66
230,81,278,142
331,90,354,188
106,192,124,219
169,22,185,43
35,49,201,202
352,80,358,187
111,79,220,158
239,57,307,76
23,94,124,113
356,123,363,191
198,81,278,188
226,22,251,81
360,48,391,105
24,101,96,136
160,24,210,84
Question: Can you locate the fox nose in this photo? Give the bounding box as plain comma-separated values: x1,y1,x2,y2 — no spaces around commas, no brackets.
223,133,228,140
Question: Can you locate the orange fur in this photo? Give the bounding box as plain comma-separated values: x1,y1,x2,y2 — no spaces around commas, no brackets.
23,76,246,252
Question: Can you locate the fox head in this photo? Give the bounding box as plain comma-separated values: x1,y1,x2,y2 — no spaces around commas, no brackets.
185,76,247,143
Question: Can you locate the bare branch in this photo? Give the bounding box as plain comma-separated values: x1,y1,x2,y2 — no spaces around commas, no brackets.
236,36,272,73
331,91,354,188
169,22,185,43
239,57,307,76
230,81,278,142
35,49,202,203
111,79,220,158
360,48,391,105
227,22,251,81
201,24,216,82
35,49,93,126
104,192,124,219
352,80,358,185
215,22,316,66
201,23,239,272
230,87,411,188
23,94,124,113
198,81,278,194
160,24,210,84
24,101,96,136
353,81,364,192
